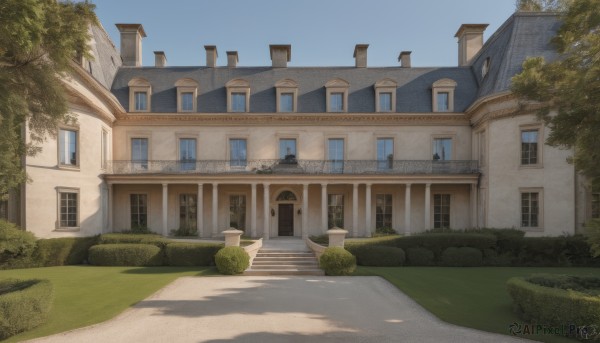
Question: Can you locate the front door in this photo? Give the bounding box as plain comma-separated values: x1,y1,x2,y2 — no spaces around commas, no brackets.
278,204,294,236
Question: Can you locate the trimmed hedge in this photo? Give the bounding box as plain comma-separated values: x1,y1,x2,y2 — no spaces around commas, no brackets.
406,247,435,266
0,279,54,340
395,233,496,259
319,247,356,276
347,245,405,266
88,244,163,266
165,243,222,266
526,274,600,296
33,236,99,267
215,247,249,275
507,277,600,340
0,220,36,266
98,234,170,249
440,247,483,267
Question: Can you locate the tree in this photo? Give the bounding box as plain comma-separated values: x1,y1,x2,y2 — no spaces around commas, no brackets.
0,0,96,200
511,0,600,185
515,0,571,11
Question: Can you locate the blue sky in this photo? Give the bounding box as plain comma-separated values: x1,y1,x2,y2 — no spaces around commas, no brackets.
94,0,516,67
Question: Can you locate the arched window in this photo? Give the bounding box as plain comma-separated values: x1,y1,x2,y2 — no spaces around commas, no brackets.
276,191,297,201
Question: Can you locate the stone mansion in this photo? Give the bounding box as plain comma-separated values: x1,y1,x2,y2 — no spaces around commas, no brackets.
3,12,598,239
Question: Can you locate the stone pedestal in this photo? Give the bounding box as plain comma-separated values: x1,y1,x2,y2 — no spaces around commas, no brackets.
223,229,244,247
328,228,348,248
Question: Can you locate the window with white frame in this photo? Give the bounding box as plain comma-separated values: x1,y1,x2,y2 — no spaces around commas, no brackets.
328,138,344,173
275,79,298,113
325,78,349,113
59,128,78,167
377,138,394,170
131,138,148,170
432,79,456,112
58,189,79,229
175,78,198,112
521,192,539,228
521,129,539,166
230,139,247,167
128,78,151,112
433,138,452,161
229,195,246,231
179,194,197,231
328,194,344,228
376,194,392,229
130,194,148,229
374,78,397,112
179,138,196,171
433,194,451,229
226,79,250,113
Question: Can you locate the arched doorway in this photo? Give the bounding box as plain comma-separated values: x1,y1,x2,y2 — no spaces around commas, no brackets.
276,190,297,236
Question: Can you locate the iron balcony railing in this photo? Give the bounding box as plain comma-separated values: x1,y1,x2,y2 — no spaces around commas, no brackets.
105,159,479,175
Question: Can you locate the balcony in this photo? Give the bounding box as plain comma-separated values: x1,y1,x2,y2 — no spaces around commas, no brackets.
105,160,479,175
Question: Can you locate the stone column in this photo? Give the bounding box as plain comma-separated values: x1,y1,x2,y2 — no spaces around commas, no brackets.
212,183,218,237
197,183,203,237
365,183,372,237
251,183,257,238
424,183,431,230
321,183,328,231
352,183,359,237
302,183,309,239
162,183,168,236
404,184,411,235
470,183,477,229
263,183,270,240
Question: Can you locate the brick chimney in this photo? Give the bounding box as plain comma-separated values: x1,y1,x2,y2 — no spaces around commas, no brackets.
353,44,369,68
398,51,412,68
269,44,291,68
154,51,166,67
455,24,488,66
227,51,238,68
115,24,146,66
204,45,218,68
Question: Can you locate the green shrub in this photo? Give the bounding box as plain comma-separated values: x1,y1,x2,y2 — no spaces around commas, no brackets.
0,279,54,340
375,227,397,235
525,274,600,296
170,226,198,237
588,219,600,258
395,233,496,259
215,246,249,275
88,244,163,266
406,247,435,266
98,234,170,249
440,247,483,267
482,248,513,266
507,277,600,340
33,236,99,267
319,247,356,276
165,243,222,266
309,234,329,245
347,245,405,266
0,220,36,266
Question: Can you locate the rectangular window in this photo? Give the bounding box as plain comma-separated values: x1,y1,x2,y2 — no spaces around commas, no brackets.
181,92,194,111
521,192,539,227
376,194,393,229
0,200,7,220
179,138,196,171
130,194,147,229
279,138,297,161
328,194,344,229
101,130,108,169
433,138,452,161
379,92,392,112
179,194,197,230
591,193,599,219
328,138,344,173
229,195,246,231
232,93,246,112
330,92,344,112
280,93,294,112
59,129,78,166
433,194,451,229
521,130,538,165
59,192,78,228
131,138,148,170
377,138,394,170
134,91,148,111
437,92,449,112
230,139,247,167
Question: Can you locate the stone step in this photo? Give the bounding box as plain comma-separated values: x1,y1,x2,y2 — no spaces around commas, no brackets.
250,264,319,270
254,256,317,262
258,249,311,253
252,260,317,265
256,253,315,258
243,269,325,276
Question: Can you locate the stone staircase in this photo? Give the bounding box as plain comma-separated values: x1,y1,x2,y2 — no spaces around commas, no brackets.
244,249,324,276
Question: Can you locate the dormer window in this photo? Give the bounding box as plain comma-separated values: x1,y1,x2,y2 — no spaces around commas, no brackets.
175,78,198,112
232,93,246,112
275,79,298,113
374,78,397,112
325,78,349,113
226,79,250,113
432,79,457,112
128,78,152,113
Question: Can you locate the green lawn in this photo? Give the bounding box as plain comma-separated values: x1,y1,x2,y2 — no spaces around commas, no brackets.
354,266,599,343
0,266,217,342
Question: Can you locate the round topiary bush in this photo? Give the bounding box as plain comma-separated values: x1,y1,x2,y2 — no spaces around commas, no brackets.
88,244,163,266
319,247,356,276
0,220,37,266
0,279,54,340
441,247,483,267
406,247,435,266
215,246,250,275
351,246,406,266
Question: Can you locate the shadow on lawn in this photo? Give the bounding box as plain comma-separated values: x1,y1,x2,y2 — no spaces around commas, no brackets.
120,266,219,276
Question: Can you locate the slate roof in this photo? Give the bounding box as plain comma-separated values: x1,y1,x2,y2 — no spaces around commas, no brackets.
87,24,122,90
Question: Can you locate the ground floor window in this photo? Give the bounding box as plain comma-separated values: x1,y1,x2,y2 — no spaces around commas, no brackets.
376,194,392,229
433,194,450,229
521,192,539,227
130,194,148,229
328,194,344,228
0,200,7,220
59,192,78,228
179,194,197,230
229,195,246,230
592,192,599,219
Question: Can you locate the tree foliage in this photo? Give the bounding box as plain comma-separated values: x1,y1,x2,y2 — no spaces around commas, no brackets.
515,0,572,11
0,0,97,199
511,0,600,183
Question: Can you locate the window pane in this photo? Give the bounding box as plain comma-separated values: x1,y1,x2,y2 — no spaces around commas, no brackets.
280,93,293,112
229,195,246,231
131,138,148,169
521,130,538,165
437,92,449,112
433,194,450,229
181,92,194,111
328,138,344,173
179,139,196,170
376,194,392,229
131,194,148,228
135,92,147,111
59,193,78,227
232,93,246,112
433,138,452,161
230,139,247,167
328,194,344,228
279,139,297,160
377,138,394,170
379,92,392,112
179,194,197,230
330,93,343,112
59,129,77,166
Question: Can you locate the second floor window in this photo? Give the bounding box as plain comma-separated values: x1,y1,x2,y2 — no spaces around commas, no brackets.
134,91,148,111
521,130,538,165
379,92,392,112
433,138,452,161
230,139,247,167
232,93,246,112
131,138,148,169
377,138,394,170
330,93,344,112
59,129,78,166
280,93,294,112
328,138,344,173
179,138,196,170
279,139,297,162
181,92,194,111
